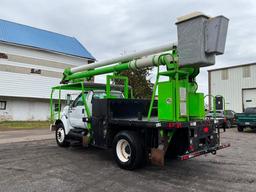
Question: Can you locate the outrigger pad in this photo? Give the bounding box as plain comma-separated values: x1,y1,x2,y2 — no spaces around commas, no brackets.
151,148,165,167
150,136,169,167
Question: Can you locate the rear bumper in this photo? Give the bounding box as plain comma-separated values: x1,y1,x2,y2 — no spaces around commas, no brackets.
178,143,230,161
237,122,256,127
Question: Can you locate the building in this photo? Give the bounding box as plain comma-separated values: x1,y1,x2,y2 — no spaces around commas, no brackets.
208,63,256,113
0,19,95,121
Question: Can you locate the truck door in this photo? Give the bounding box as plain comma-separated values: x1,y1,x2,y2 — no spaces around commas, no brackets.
68,94,87,129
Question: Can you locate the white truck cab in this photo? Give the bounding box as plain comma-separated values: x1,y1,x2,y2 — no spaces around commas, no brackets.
59,90,124,135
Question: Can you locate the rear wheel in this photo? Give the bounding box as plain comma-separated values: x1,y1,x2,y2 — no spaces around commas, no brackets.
113,131,144,170
55,124,70,147
237,125,244,132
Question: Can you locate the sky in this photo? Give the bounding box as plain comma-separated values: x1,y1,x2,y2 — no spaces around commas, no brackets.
1,0,256,94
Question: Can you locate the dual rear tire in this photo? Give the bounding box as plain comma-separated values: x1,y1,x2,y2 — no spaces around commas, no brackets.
113,131,145,170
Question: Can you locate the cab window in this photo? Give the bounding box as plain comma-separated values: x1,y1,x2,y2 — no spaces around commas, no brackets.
92,92,107,100
72,94,87,107
92,92,123,100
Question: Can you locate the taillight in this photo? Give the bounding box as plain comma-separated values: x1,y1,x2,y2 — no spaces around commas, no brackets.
203,127,209,133
167,123,175,128
167,123,182,128
188,145,194,151
181,154,190,160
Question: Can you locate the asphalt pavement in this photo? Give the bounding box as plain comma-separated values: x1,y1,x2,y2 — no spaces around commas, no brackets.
0,128,255,192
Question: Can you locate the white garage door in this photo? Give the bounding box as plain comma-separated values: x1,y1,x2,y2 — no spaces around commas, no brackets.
243,89,256,110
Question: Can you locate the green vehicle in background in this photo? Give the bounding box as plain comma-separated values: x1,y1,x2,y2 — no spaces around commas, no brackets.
236,107,256,132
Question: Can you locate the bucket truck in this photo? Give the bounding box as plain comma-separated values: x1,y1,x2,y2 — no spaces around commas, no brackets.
50,12,230,170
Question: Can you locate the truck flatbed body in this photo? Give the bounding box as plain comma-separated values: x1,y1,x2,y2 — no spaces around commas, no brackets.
109,117,189,129
91,98,222,151
92,98,213,129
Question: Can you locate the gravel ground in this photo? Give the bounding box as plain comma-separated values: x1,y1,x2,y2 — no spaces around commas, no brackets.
0,128,255,192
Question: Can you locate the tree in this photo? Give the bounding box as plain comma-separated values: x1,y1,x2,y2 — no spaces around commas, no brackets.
114,67,153,99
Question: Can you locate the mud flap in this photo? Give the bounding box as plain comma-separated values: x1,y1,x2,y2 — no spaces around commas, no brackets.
50,124,56,132
82,135,89,147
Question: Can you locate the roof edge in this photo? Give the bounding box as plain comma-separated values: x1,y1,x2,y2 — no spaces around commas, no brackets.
0,40,95,60
208,62,256,72
72,37,96,60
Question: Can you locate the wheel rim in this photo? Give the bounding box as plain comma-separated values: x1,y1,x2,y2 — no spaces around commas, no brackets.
57,127,65,143
116,139,131,163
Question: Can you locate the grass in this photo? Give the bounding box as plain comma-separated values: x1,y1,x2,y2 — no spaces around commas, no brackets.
0,121,51,131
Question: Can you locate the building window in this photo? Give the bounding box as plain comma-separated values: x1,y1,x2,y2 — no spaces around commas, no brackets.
54,103,61,112
0,53,8,59
221,69,228,80
31,68,41,74
243,66,250,78
0,101,7,110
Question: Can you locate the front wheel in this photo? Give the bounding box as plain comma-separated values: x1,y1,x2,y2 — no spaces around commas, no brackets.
113,131,144,170
55,124,70,147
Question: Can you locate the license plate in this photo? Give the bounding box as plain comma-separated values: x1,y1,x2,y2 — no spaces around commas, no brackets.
245,122,250,125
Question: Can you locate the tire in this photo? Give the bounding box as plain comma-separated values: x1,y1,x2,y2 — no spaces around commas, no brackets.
237,125,244,132
55,123,70,147
226,120,232,129
113,131,144,170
